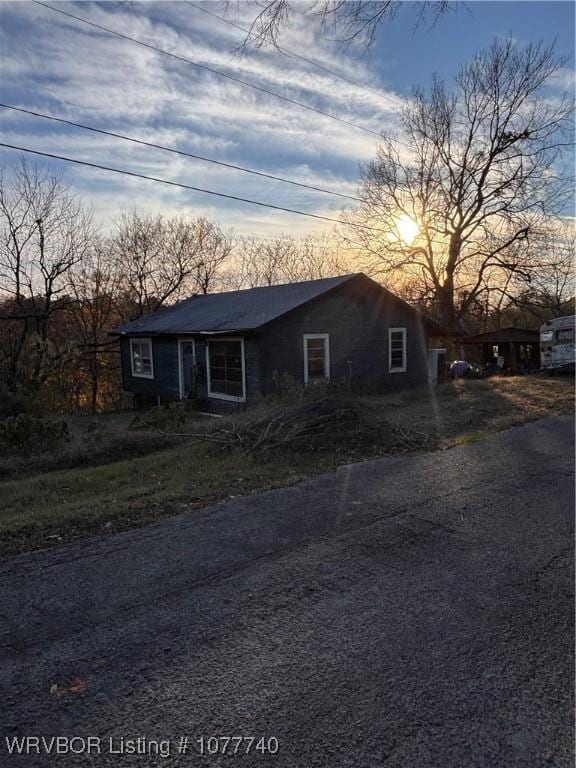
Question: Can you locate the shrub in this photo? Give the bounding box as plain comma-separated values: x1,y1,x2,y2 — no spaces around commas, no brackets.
129,404,188,433
0,414,70,454
0,383,41,418
271,371,305,401
269,371,350,403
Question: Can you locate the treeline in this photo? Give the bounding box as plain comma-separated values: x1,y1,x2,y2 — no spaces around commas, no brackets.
1,159,574,414
0,160,350,413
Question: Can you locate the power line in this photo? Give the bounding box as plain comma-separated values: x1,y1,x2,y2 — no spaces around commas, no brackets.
0,103,363,203
0,142,454,248
32,0,385,140
0,144,467,255
0,142,369,229
186,0,402,112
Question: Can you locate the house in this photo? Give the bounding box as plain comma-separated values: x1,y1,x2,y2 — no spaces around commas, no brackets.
461,327,540,374
111,273,439,408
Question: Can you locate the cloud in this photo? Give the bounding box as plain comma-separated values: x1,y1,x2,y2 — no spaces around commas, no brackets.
548,66,576,93
0,0,405,235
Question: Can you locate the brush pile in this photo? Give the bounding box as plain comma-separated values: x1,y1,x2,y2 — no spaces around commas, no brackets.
160,397,432,457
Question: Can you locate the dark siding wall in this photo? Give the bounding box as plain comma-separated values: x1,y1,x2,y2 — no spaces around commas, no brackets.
120,334,262,407
120,336,180,399
194,338,208,399
257,276,429,394
244,337,261,400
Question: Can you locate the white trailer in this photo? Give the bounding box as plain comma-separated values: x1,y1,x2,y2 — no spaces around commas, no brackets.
540,316,575,373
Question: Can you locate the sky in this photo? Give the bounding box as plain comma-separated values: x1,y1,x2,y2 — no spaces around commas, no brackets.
0,0,574,237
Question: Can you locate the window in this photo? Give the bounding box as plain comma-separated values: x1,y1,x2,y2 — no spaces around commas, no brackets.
557,328,574,343
207,338,245,401
303,334,330,383
389,328,407,373
130,338,153,378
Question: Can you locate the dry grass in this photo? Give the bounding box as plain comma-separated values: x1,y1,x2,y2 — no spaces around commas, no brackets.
0,411,182,480
0,375,572,556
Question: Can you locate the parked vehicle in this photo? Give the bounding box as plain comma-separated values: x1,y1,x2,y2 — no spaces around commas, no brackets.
540,316,575,373
449,360,483,379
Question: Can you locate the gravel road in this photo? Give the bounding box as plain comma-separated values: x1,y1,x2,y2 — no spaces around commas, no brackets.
0,415,573,767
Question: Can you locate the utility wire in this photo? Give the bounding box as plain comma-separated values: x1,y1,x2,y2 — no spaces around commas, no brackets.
0,142,372,229
0,144,463,252
186,0,402,112
32,0,386,140
0,103,363,203
0,142,454,248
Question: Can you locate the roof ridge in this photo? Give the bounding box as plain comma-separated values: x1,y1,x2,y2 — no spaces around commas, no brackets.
191,272,359,299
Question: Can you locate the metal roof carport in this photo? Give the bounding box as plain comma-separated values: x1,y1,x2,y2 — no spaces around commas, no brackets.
462,327,540,374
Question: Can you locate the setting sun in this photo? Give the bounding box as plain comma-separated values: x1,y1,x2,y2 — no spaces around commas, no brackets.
394,214,420,246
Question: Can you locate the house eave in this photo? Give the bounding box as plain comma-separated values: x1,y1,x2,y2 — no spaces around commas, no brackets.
109,328,255,338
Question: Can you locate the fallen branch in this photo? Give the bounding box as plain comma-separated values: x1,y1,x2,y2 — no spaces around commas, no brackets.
150,398,431,457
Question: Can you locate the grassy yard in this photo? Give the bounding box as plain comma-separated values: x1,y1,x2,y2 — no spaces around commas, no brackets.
0,375,573,556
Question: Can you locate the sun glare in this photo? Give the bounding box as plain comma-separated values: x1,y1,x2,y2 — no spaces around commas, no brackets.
393,214,420,246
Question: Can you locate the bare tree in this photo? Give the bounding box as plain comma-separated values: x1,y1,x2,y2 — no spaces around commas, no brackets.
283,233,351,281
113,212,196,319
113,212,234,318
237,1,452,51
0,157,94,390
191,217,235,294
233,236,297,288
68,240,123,412
229,233,349,289
503,219,576,321
344,39,574,331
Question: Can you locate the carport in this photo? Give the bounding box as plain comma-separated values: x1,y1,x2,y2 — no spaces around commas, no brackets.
462,327,540,374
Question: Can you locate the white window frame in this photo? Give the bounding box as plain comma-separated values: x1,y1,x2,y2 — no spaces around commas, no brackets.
388,327,407,373
130,337,154,379
303,333,330,384
206,337,246,403
178,337,196,399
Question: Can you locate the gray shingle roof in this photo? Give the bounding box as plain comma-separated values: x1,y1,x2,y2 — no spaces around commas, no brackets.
111,274,359,335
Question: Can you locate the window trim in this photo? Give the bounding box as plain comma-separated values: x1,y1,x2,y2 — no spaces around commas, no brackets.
206,336,246,403
388,327,407,373
178,337,196,399
130,337,154,379
303,333,330,384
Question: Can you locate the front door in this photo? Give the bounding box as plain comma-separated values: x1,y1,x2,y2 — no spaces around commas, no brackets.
178,339,196,399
